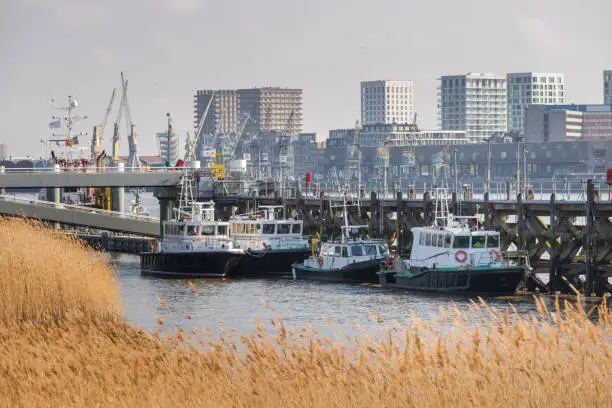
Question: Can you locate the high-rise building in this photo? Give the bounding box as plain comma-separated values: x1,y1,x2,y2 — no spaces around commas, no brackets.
439,73,507,141
237,87,302,135
155,130,179,163
0,143,7,161
605,70,612,105
193,90,239,135
507,72,565,133
361,80,414,125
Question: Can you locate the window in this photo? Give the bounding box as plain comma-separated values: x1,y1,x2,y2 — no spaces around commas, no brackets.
334,246,342,256
342,247,349,257
364,245,377,256
351,245,364,256
378,245,388,256
217,225,228,236
291,224,302,234
187,226,197,236
453,236,470,248
487,234,499,248
419,233,425,245
426,233,432,246
201,225,214,236
277,224,290,234
444,234,452,248
262,224,275,234
471,236,486,248
438,234,445,247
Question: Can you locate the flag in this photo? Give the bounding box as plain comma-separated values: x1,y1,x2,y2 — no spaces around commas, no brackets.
48,119,61,129
64,136,79,147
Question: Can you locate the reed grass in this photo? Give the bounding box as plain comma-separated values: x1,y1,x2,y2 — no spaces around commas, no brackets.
0,218,610,407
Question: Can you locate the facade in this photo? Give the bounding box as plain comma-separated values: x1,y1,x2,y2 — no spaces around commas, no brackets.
605,70,612,105
525,104,612,143
291,133,326,180
155,130,179,163
361,80,414,125
237,88,303,135
193,90,239,135
0,143,7,161
507,72,565,133
439,73,507,141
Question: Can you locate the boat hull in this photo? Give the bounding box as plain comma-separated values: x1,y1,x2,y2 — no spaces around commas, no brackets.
140,248,310,279
292,259,382,283
379,267,525,296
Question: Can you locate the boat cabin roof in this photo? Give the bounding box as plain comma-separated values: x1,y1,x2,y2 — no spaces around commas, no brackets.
320,241,389,257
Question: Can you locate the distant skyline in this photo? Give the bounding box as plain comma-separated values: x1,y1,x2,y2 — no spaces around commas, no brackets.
1,0,611,157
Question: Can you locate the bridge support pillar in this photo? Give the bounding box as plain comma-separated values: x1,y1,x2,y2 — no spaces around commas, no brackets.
158,198,175,237
47,187,61,204
111,187,125,214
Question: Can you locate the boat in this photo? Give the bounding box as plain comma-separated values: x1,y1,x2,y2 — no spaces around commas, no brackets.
379,189,526,296
140,173,309,278
291,199,389,283
226,205,311,277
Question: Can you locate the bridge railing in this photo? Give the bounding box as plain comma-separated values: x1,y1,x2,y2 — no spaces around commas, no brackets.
0,194,160,222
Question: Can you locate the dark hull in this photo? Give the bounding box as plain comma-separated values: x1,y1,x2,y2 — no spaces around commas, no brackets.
379,267,525,296
292,259,381,283
140,248,310,279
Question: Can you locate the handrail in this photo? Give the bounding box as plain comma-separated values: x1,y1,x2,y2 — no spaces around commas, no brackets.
0,194,159,222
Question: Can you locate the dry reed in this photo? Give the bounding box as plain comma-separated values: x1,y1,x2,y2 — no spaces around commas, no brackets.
0,218,610,407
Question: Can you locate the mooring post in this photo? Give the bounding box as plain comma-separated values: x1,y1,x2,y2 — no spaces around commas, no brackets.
584,179,595,296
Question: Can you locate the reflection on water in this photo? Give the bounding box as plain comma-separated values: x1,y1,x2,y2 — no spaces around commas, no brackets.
113,253,551,336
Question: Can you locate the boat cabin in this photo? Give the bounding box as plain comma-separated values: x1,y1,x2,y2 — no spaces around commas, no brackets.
410,227,502,269
303,241,389,270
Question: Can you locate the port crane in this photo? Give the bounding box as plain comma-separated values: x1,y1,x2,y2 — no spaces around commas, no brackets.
185,93,215,162
91,88,116,163
122,72,140,170
111,78,127,164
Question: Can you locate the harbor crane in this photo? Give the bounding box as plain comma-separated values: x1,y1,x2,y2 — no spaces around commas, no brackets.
111,78,127,164
122,72,141,170
91,88,116,162
226,113,255,160
185,93,214,162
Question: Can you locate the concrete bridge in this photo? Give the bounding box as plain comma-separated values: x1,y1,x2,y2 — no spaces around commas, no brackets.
0,195,160,237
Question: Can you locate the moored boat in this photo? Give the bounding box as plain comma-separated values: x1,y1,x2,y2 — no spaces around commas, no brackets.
379,189,526,296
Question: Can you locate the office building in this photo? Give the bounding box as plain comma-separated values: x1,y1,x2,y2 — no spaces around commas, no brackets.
361,80,414,125
237,87,302,135
525,104,612,142
193,90,239,135
507,72,565,133
439,73,507,141
605,70,612,105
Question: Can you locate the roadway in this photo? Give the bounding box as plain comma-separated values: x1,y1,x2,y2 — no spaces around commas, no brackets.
0,194,160,237
0,168,182,189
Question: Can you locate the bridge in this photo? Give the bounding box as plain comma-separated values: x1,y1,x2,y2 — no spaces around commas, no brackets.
0,195,160,237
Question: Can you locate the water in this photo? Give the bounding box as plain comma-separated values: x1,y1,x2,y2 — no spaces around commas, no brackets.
114,252,546,336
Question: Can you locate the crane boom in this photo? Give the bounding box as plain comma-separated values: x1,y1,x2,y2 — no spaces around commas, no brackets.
100,88,117,138
228,113,254,159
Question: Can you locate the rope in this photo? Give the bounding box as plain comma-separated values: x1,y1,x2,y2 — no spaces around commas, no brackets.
245,245,270,258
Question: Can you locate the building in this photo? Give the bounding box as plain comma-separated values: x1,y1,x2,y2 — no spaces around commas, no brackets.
605,70,612,105
507,72,565,133
439,73,507,141
155,130,179,163
237,87,302,135
291,133,326,180
361,80,414,125
525,104,612,143
0,143,7,161
193,90,239,135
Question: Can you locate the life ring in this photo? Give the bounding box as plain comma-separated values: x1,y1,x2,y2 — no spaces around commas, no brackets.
455,250,468,263
317,256,324,267
489,249,502,262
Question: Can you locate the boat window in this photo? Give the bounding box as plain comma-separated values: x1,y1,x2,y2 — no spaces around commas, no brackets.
231,223,245,234
291,224,302,234
486,234,499,248
201,225,215,236
351,245,364,256
471,235,486,248
277,223,290,234
378,245,388,256
437,234,444,247
334,246,342,256
425,233,432,246
187,226,197,236
453,236,470,249
364,245,377,256
217,225,228,236
245,223,259,234
444,234,452,248
322,245,334,256
342,247,349,257
419,233,425,246
262,223,275,234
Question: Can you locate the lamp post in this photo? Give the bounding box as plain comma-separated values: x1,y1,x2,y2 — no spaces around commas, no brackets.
453,149,458,195
523,148,528,197
516,135,524,198
485,138,491,197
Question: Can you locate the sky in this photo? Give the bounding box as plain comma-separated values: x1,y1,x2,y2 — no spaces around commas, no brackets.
1,0,611,158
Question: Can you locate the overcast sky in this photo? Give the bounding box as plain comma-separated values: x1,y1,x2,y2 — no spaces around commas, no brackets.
1,0,611,157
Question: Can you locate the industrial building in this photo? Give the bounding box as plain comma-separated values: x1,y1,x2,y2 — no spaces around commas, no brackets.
361,80,414,125
605,70,612,105
507,72,565,133
525,104,612,143
237,87,302,135
439,73,508,141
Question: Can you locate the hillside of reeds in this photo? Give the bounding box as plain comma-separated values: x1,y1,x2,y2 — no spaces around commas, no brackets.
0,217,610,407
